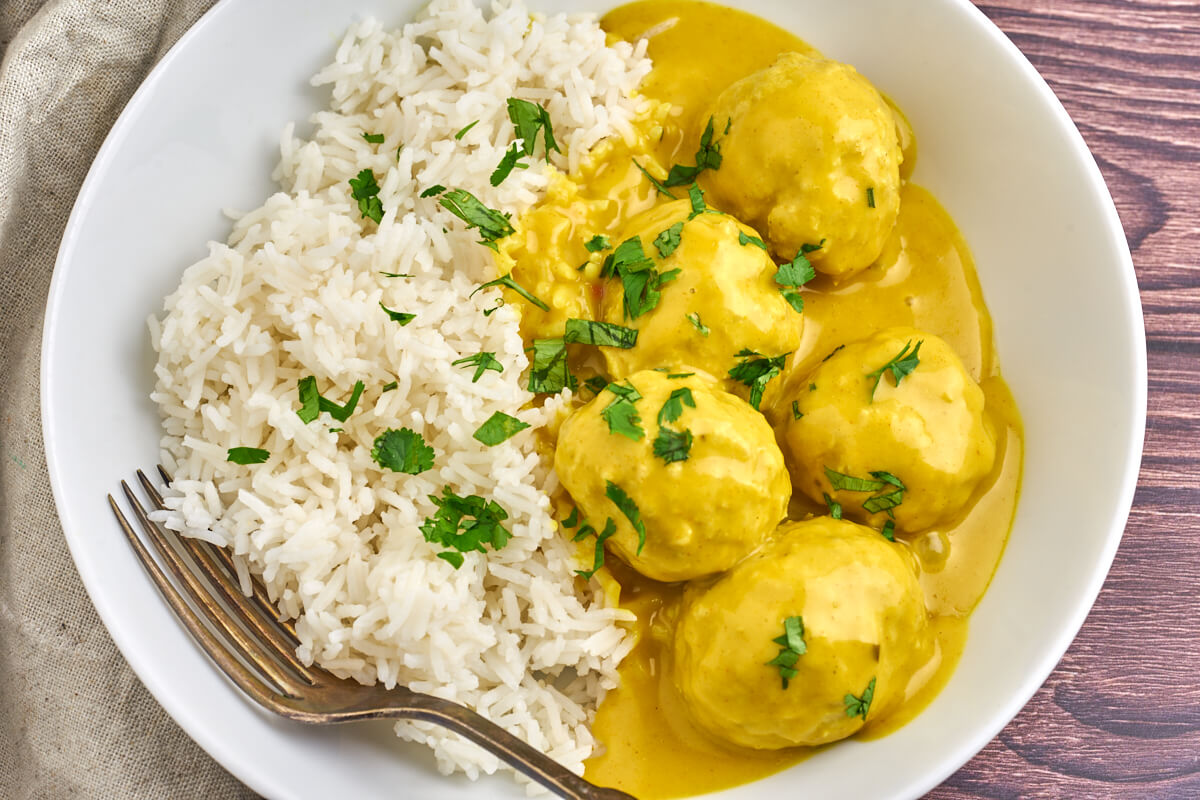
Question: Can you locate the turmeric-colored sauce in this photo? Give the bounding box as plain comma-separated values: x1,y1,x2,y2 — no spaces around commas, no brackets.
498,2,1023,797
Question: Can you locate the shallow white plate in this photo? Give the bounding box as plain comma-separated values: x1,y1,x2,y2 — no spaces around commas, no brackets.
42,0,1146,797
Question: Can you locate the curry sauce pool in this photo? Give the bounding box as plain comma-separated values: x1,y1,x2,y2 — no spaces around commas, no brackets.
498,1,1022,796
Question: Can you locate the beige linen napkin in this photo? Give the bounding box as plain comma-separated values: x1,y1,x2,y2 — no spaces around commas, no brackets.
0,1,257,796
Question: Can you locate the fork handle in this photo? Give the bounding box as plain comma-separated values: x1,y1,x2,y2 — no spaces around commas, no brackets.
366,693,636,800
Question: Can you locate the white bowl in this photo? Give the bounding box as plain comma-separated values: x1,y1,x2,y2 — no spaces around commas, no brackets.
42,0,1145,797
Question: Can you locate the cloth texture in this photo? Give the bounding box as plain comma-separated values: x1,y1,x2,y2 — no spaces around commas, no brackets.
0,1,257,797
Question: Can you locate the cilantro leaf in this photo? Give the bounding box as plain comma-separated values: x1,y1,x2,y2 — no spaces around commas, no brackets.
653,222,684,258
575,518,618,580
662,116,723,187
379,271,414,278
738,231,767,251
824,467,885,493
881,520,896,541
632,159,676,199
227,447,269,465
866,340,923,400
297,376,321,423
652,427,692,464
507,98,559,160
657,387,695,425
473,411,530,446
379,303,415,325
863,488,906,515
600,383,644,441
361,132,385,144
563,318,638,349
439,189,515,250
867,187,876,208
562,508,580,529
419,184,446,198
844,677,876,720
825,467,907,518
582,375,609,397
454,120,478,140
451,351,504,382
791,400,803,420
605,480,646,554
585,234,611,253
602,236,676,320
527,337,575,394
687,184,706,219
381,381,398,393
348,168,384,224
766,616,806,689
318,380,365,423
686,312,710,337
490,142,527,186
727,350,788,410
419,486,511,568
471,273,549,311
774,250,817,314
824,492,843,519
371,428,435,474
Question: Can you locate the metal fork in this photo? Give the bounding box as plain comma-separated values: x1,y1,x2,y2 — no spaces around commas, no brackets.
108,468,635,800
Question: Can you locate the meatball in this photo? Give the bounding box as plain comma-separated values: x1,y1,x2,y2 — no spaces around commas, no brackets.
778,328,996,532
672,517,931,749
555,369,790,582
702,52,902,280
598,199,803,381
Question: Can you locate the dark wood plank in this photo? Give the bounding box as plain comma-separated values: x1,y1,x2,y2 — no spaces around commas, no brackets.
928,1,1200,797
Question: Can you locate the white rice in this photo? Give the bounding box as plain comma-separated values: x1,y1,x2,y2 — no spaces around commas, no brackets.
149,0,648,782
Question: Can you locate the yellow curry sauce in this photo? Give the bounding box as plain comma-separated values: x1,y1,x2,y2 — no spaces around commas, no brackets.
494,2,1024,797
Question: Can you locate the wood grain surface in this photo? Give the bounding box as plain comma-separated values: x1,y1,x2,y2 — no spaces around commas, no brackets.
927,2,1200,798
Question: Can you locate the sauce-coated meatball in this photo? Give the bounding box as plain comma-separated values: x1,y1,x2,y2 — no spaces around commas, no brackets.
672,517,931,749
555,369,790,582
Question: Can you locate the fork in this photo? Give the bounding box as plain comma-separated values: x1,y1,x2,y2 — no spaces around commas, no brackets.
108,468,636,800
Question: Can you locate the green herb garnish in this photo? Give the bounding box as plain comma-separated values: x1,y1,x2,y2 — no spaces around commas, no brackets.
583,375,609,397
654,222,684,258
420,185,446,198
563,318,639,349
452,352,504,382
296,376,365,423
420,486,511,569
490,143,526,186
652,427,693,464
227,447,269,465
507,98,559,160
471,273,549,311
473,411,530,446
371,428,435,474
605,480,646,554
824,467,907,518
766,616,806,689
379,271,414,277
728,350,788,410
575,518,617,580
824,493,843,519
439,189,515,251
662,116,723,186
791,400,803,420
867,187,876,208
585,234,611,253
844,677,876,720
454,120,479,140
881,520,896,541
527,337,575,394
381,381,398,393
602,236,678,320
348,168,383,224
687,183,706,219
632,159,675,199
379,303,415,325
866,340,923,400
686,312,710,337
738,231,767,251
600,382,644,441
361,132,385,144
774,248,818,314
657,387,695,425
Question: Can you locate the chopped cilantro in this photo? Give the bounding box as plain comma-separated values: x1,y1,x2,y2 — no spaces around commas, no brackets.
297,376,364,423
454,120,479,140
727,350,788,410
821,344,845,363
881,520,896,541
348,169,383,224
471,273,549,311
490,142,526,186
652,427,692,464
662,116,723,187
379,271,414,277
824,467,886,493
738,231,767,251
867,187,876,208
563,318,638,349
361,132,385,144
766,616,807,689
507,98,559,160
419,185,446,198
775,249,818,315
473,411,530,446
585,234,611,253
686,312,710,337
602,236,677,320
653,222,684,258
371,428,435,474
575,518,617,580
439,189,515,250
396,145,404,162
226,447,269,465
866,340,923,400
600,382,644,441
844,677,876,720
824,492,843,519
419,486,511,569
605,481,646,554
824,467,907,518
667,372,694,379
527,337,575,394
632,159,675,199
791,400,803,420
582,375,609,397
452,351,504,382
381,381,398,393
379,303,415,325
687,183,706,219
657,387,695,425
561,508,580,529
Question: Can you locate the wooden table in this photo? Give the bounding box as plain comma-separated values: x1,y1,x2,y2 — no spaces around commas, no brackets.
928,2,1200,797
